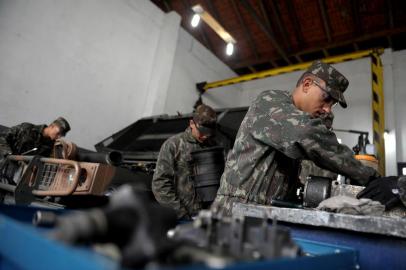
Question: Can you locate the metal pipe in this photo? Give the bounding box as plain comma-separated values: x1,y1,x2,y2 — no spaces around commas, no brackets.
76,150,123,166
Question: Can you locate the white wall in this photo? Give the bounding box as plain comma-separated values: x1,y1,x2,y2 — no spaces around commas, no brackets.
164,28,241,115
393,50,406,163
0,0,240,150
0,0,180,149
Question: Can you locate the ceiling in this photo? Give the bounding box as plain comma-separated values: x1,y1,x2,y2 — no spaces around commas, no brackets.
151,0,406,76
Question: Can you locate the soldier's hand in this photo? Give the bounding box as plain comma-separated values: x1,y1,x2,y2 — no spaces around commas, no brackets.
356,176,401,210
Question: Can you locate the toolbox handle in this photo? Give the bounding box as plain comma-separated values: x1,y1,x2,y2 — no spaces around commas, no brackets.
8,155,81,196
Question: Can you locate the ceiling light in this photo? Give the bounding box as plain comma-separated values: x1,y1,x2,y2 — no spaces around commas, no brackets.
226,42,234,56
191,4,236,55
191,14,200,28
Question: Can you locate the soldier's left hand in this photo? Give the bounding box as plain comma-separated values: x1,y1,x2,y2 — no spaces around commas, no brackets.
356,176,401,210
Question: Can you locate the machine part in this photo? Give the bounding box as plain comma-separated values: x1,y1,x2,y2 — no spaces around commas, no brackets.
50,185,177,268
355,154,378,171
7,155,81,197
76,150,123,166
53,139,123,166
52,139,77,160
169,210,301,263
32,210,58,227
0,155,149,206
303,176,332,208
190,147,225,206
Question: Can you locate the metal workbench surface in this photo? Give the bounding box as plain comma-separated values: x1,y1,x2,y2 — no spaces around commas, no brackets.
233,202,406,238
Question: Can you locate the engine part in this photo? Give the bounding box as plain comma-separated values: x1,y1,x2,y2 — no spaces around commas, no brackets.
302,176,332,208
49,185,177,268
0,155,150,206
76,150,123,166
33,210,58,227
169,210,301,263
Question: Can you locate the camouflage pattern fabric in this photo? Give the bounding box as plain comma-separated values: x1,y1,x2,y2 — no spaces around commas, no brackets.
152,127,228,219
0,123,54,157
299,160,338,183
211,90,379,216
299,112,337,182
306,60,349,108
398,176,406,206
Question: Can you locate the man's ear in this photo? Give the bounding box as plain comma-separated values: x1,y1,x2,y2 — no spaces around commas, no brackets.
302,77,312,93
189,119,194,127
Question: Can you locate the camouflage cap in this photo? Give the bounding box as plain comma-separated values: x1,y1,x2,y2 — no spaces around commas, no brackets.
193,104,217,136
52,117,71,136
306,60,349,108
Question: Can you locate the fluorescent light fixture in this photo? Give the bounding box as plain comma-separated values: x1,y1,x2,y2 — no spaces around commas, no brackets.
403,167,406,175
337,138,342,144
226,42,234,56
191,4,236,52
191,14,200,27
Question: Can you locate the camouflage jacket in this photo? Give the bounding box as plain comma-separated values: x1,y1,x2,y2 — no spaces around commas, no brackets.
398,176,406,206
152,127,228,219
212,90,379,215
0,123,54,157
299,113,337,182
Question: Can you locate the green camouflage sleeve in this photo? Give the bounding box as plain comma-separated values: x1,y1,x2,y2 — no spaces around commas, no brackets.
152,140,189,219
298,120,379,185
0,124,22,156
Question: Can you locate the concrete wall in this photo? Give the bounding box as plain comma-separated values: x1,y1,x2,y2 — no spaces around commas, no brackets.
0,0,180,149
164,28,241,115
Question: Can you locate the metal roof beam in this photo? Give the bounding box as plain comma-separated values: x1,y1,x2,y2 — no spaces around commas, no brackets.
292,26,406,56
286,0,305,46
351,0,362,35
318,0,332,42
239,0,291,64
267,0,291,51
230,0,260,61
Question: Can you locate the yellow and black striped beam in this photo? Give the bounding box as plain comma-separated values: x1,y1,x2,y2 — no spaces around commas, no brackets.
371,50,385,175
199,49,384,91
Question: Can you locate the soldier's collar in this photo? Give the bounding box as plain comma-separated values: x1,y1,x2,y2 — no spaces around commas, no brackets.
185,127,199,143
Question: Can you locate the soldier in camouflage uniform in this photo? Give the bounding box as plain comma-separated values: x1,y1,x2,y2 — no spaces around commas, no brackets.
299,112,337,183
0,117,71,158
212,60,384,215
152,104,228,219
